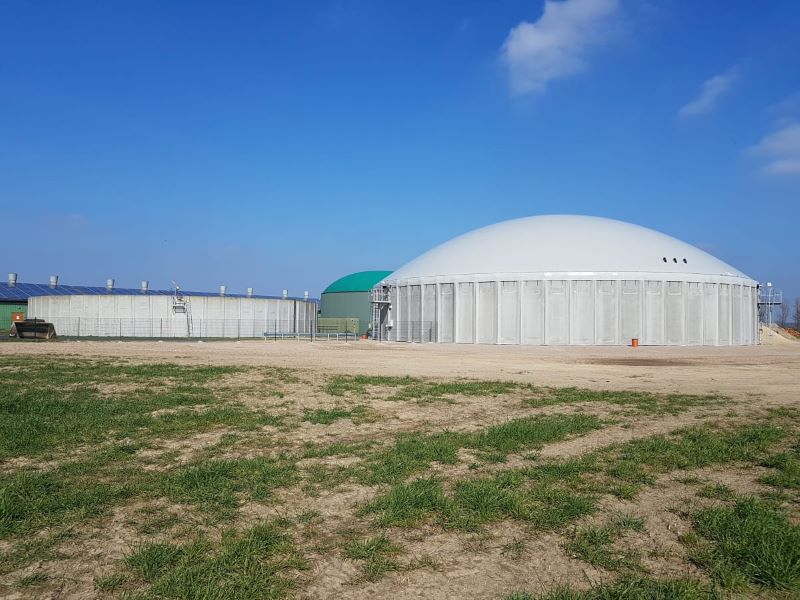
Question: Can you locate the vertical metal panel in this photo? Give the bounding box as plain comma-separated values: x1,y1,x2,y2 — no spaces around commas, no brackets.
545,280,569,345
571,280,594,345
477,282,497,343
620,280,641,343
423,284,436,343
389,286,398,341
686,282,703,345
731,285,742,345
397,286,409,341
456,282,474,343
499,281,519,344
718,284,730,345
521,280,544,345
595,280,617,345
665,281,684,345
410,285,422,342
439,283,454,343
643,280,664,345
742,286,753,345
703,283,718,345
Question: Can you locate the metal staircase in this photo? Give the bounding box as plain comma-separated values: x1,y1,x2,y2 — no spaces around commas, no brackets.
171,284,193,337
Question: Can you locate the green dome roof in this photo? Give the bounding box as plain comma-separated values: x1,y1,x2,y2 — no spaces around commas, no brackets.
323,271,392,294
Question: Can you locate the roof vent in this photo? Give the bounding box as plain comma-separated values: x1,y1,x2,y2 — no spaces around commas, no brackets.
282,289,288,300
49,275,58,288
7,273,17,287
246,287,254,298
219,285,227,296
303,291,309,301
106,278,115,291
141,280,149,293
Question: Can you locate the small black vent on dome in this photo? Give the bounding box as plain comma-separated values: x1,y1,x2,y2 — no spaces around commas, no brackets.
673,258,678,263
683,258,687,263
662,257,667,262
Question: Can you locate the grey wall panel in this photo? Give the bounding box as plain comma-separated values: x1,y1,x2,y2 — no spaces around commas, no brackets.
620,280,641,343
521,280,544,345
545,280,569,345
686,282,703,345
643,280,664,345
397,286,409,342
423,284,436,342
457,282,474,343
731,285,742,345
595,280,617,345
743,286,753,345
389,286,398,341
499,281,519,344
718,284,730,345
439,283,454,343
703,283,718,345
477,282,497,343
571,280,594,344
665,281,685,345
410,285,422,342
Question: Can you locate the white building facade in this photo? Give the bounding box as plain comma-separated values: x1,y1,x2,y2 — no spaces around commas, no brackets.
377,216,759,346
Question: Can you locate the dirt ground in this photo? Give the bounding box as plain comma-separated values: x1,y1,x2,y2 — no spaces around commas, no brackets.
1,340,799,600
2,339,798,405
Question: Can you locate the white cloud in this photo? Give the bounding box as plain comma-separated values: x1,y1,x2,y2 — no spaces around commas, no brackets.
746,123,800,176
501,0,620,95
678,68,739,118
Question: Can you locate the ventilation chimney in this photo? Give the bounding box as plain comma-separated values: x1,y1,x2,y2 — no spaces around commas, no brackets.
7,273,17,287
303,291,309,301
106,278,115,291
246,287,254,298
140,280,149,293
282,289,288,299
49,275,58,288
219,285,227,296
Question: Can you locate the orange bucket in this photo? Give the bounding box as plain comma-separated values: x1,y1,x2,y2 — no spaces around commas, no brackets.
631,338,639,348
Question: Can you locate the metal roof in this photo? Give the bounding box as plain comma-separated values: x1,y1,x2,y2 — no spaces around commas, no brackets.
323,271,393,294
0,282,314,302
384,215,752,283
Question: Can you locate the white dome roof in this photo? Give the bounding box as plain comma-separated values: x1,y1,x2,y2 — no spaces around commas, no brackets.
385,215,751,282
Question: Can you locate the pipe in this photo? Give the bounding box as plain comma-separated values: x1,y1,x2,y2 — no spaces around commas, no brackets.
246,287,254,298
219,285,227,296
49,275,58,288
141,280,149,293
282,289,288,299
7,273,17,287
106,278,115,290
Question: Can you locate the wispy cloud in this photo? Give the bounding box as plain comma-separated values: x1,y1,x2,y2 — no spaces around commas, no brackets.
500,0,620,95
746,122,800,176
678,67,739,118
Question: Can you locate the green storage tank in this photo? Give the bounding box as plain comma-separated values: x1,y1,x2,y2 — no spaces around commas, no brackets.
0,302,27,331
319,271,392,335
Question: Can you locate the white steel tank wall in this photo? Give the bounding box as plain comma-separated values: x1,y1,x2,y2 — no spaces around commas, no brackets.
27,295,317,338
386,277,758,346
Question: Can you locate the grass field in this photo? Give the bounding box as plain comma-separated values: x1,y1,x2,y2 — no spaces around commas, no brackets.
1,352,799,599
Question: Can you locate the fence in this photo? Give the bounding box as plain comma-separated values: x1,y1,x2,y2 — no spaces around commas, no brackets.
393,321,437,343
40,317,374,341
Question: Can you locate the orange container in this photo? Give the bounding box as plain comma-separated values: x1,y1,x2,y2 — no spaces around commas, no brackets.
631,338,639,348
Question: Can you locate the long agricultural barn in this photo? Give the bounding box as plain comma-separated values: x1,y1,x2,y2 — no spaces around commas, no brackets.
9,277,317,338
375,215,759,346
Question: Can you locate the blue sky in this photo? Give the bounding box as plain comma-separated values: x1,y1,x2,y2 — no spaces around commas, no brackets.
1,0,798,299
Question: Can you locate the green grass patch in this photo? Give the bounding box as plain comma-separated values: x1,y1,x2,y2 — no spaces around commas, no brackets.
361,413,603,485
759,441,800,490
523,387,723,415
504,577,713,599
688,496,800,591
160,456,296,518
121,521,306,599
342,534,403,582
696,483,735,501
302,405,371,425
564,513,645,571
